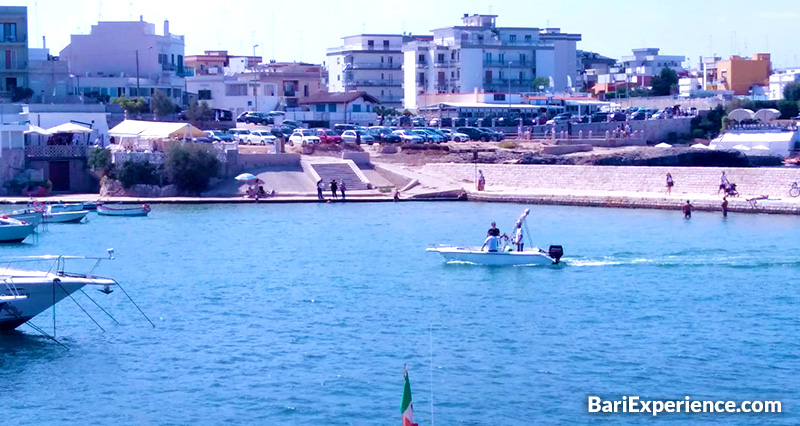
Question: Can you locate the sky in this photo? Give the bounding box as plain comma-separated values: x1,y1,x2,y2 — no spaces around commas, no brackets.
10,0,800,69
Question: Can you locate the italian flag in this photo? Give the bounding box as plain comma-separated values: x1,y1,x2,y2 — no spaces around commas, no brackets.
401,365,419,426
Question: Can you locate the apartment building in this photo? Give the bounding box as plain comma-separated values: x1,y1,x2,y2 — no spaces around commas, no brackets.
593,48,685,95
403,14,581,110
708,54,771,96
59,17,187,103
0,6,29,101
769,68,800,101
184,50,261,76
327,34,408,108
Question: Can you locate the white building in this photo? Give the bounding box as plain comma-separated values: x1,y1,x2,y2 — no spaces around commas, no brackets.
403,14,581,110
326,34,406,108
185,74,279,117
768,68,800,100
59,18,187,103
28,48,75,103
596,48,685,93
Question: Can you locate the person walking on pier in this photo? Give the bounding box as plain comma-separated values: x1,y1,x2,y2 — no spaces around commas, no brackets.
339,180,347,201
316,180,325,200
718,171,730,195
666,173,674,195
477,170,486,191
682,200,693,219
330,179,338,199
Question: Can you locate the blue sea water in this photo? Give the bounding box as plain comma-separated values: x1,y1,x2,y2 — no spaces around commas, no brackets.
1,202,798,426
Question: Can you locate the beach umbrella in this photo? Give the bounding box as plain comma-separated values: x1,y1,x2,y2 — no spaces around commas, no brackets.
654,143,672,148
235,173,257,181
690,143,711,149
47,122,93,134
753,109,780,123
728,109,754,123
732,144,750,151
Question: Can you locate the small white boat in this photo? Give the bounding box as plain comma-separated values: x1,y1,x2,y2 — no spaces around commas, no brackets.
47,203,85,213
0,217,37,243
426,245,562,266
0,254,118,330
6,209,43,226
44,205,90,224
427,208,564,266
97,204,150,217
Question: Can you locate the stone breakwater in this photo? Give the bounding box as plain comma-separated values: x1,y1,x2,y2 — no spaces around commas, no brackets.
421,163,800,198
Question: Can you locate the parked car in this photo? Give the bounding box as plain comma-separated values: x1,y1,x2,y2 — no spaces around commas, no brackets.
590,112,610,123
333,124,356,134
440,129,470,142
391,130,425,143
367,126,395,142
341,130,375,144
229,128,251,143
545,113,573,125
288,129,321,146
456,127,492,142
409,129,443,143
281,120,302,129
631,111,649,121
477,127,504,141
411,116,428,127
238,112,273,125
609,112,627,122
314,128,342,144
247,130,278,145
421,127,451,142
204,130,233,142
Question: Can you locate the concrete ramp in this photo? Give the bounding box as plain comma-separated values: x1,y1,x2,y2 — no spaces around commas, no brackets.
305,161,371,190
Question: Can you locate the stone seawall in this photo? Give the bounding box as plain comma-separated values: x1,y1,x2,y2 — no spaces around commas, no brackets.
421,163,800,199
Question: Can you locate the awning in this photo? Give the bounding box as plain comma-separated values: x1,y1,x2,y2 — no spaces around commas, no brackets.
108,120,206,139
47,122,93,134
24,125,52,135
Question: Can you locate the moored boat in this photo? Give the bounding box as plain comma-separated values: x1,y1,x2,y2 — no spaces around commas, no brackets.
97,204,151,217
43,205,89,224
6,209,43,226
0,217,36,243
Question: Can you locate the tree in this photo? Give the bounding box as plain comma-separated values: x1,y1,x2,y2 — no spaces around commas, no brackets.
533,77,550,91
88,147,112,172
783,81,800,102
184,100,212,123
164,143,221,195
650,67,679,97
116,160,159,188
776,100,800,119
11,87,34,102
150,89,177,121
113,95,148,118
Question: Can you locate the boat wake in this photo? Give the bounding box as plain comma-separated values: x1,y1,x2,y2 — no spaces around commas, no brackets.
564,255,800,269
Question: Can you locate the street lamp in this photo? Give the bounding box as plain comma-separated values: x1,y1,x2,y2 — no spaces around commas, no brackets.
252,44,260,70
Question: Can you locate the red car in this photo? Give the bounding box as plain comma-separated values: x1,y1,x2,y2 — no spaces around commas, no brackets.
314,128,342,144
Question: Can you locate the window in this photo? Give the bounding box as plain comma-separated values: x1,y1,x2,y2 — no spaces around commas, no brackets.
2,23,17,41
524,35,532,43
352,104,362,112
225,84,248,96
316,104,325,112
485,52,492,63
509,35,517,43
418,54,425,63
498,53,505,63
520,53,527,64
304,85,309,97
493,94,506,101
198,89,212,100
337,58,340,64
337,75,340,81
383,40,390,49
485,70,492,82
366,105,372,112
328,104,336,112
367,40,374,50
437,53,444,63
519,71,524,80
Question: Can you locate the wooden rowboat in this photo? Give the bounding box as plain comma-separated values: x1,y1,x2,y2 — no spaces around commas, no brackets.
97,204,151,217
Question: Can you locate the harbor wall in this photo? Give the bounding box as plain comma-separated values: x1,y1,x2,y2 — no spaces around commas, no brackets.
421,163,800,199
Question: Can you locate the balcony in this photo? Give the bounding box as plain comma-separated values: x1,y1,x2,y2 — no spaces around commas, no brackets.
483,60,531,68
416,79,427,87
433,61,450,68
25,145,91,159
347,63,402,70
162,63,176,71
0,34,26,44
344,79,402,87
416,62,428,68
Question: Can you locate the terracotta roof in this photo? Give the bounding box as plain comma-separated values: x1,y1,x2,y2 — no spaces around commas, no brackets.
300,91,380,105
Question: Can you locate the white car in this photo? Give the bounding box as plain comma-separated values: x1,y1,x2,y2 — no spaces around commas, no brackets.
288,129,321,146
247,130,277,145
391,130,425,144
441,129,470,142
229,128,251,143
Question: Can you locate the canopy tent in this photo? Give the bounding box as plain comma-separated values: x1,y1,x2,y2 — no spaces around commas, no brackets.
732,144,751,151
690,143,711,149
654,143,672,148
47,122,93,134
728,108,754,123
711,130,796,157
108,120,206,151
24,125,52,135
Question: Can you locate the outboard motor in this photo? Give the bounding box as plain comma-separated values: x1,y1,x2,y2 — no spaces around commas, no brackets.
548,245,564,264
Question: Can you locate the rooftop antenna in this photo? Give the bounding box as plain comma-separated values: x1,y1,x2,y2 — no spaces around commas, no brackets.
34,0,40,48
128,0,132,20
98,0,102,21
271,11,276,61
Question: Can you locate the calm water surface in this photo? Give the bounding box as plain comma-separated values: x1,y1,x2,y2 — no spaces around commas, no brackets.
1,202,798,426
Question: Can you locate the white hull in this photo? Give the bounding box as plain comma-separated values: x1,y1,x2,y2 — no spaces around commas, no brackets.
426,246,557,266
97,206,149,217
44,211,89,223
7,211,43,226
0,223,36,243
0,272,116,330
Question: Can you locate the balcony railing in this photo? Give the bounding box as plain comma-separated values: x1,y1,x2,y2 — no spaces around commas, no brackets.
25,145,91,158
347,63,402,70
0,34,26,43
162,63,176,71
344,79,402,87
416,62,428,68
483,60,531,68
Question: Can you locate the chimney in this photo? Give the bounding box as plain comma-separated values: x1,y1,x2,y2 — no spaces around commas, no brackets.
164,20,170,36
139,15,143,22
42,36,46,50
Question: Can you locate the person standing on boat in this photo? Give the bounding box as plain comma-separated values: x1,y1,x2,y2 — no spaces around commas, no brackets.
317,180,325,200
487,221,500,238
682,200,693,219
514,222,524,252
330,179,338,199
339,180,347,201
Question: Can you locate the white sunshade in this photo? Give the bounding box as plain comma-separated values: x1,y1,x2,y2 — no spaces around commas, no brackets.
24,125,52,135
728,108,755,123
654,143,672,148
690,143,711,149
732,144,751,151
47,122,93,134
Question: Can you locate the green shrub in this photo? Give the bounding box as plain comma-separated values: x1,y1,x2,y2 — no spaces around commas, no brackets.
88,147,112,172
692,128,706,139
666,132,678,143
117,160,159,188
499,141,517,149
164,143,221,195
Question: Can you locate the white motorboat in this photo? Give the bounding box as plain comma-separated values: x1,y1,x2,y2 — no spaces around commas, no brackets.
426,208,564,266
97,204,150,217
6,209,44,226
47,203,85,213
426,245,562,266
0,217,36,243
44,205,89,224
0,254,118,330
